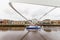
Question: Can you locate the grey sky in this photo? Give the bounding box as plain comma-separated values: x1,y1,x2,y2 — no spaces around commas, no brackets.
0,0,60,21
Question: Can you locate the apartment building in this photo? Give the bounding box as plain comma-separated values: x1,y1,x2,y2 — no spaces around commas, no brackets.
40,19,51,24
0,19,12,25
41,19,60,25
11,20,30,25
51,20,60,25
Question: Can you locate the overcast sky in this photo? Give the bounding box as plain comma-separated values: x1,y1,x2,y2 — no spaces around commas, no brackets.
0,0,60,21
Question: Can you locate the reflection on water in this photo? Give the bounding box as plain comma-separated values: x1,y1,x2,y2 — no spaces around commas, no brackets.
0,30,60,40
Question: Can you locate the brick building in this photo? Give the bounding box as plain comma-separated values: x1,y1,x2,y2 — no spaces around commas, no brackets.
41,19,60,25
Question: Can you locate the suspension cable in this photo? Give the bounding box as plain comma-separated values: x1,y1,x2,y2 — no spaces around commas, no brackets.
33,7,57,25
9,2,57,25
9,2,34,25
39,7,56,20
